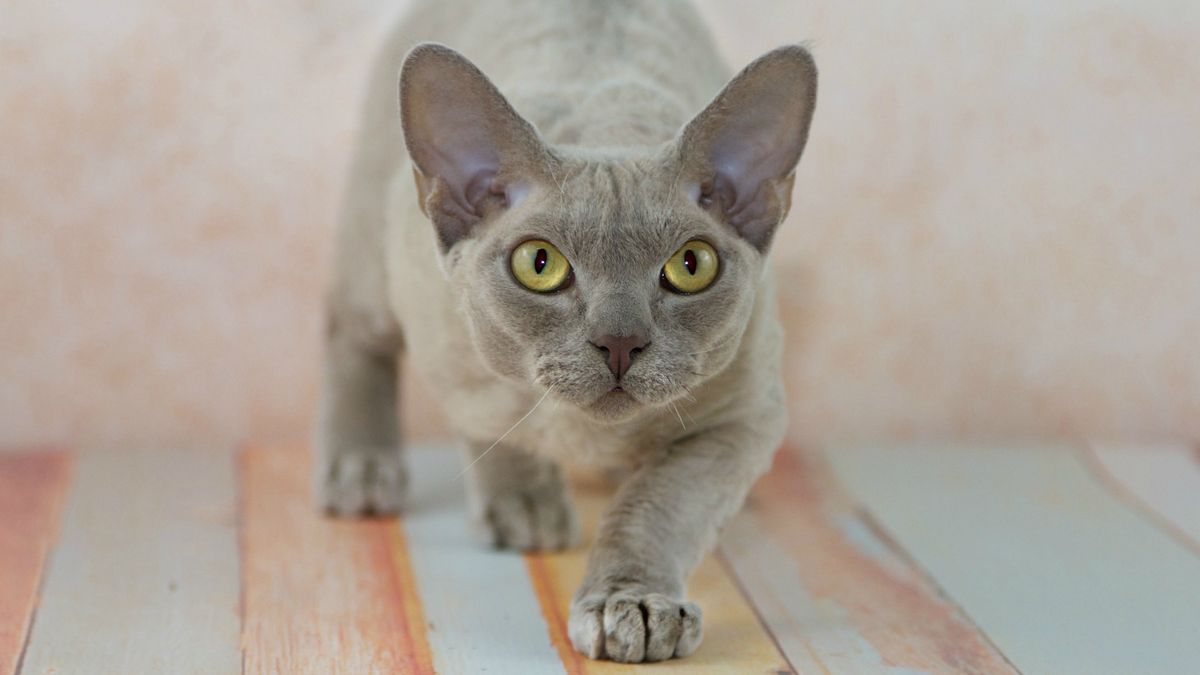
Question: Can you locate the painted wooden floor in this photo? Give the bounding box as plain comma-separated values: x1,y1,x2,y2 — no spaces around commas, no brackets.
2,442,1198,675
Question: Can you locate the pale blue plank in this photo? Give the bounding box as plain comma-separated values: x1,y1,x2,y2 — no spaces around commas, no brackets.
404,447,565,675
827,444,1200,675
1090,443,1200,552
20,450,240,675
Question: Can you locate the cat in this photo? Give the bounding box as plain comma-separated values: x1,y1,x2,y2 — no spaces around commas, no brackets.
318,0,816,663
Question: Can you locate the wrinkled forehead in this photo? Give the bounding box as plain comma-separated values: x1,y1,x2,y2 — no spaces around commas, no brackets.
532,156,700,276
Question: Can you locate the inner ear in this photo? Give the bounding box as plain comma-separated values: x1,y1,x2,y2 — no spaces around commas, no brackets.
399,43,551,251
677,45,818,251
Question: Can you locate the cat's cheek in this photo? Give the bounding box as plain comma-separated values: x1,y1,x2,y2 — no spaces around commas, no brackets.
458,291,528,380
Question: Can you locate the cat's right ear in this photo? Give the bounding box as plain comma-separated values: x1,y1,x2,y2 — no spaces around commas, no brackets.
399,43,550,251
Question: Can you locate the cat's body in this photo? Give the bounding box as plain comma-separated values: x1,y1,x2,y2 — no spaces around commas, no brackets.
321,0,816,662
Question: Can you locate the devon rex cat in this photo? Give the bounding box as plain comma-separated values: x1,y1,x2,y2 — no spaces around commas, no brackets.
319,0,816,663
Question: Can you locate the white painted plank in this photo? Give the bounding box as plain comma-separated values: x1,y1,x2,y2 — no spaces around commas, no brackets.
1089,443,1200,551
723,511,927,675
827,444,1200,675
404,447,565,675
20,450,240,675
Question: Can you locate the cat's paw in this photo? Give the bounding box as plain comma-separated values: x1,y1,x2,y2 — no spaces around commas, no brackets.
318,450,407,516
474,486,579,551
568,589,702,662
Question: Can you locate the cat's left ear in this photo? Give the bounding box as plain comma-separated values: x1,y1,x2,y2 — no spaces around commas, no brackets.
677,45,817,251
400,43,551,251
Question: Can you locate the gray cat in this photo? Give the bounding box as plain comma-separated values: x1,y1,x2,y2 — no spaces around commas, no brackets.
318,0,816,663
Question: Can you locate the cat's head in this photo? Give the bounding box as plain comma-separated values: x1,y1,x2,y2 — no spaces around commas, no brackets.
399,43,817,422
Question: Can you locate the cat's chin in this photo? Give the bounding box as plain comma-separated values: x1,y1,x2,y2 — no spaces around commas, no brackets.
580,387,647,423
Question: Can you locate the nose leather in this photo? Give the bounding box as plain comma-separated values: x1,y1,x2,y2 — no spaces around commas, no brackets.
590,334,649,379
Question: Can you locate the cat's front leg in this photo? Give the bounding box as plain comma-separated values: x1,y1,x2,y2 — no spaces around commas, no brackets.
461,442,579,551
316,314,406,515
567,423,777,662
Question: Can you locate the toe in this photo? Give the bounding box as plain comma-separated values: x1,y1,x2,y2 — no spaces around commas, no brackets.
603,593,647,662
365,457,407,514
531,492,579,550
319,453,406,516
568,596,606,659
675,601,703,658
484,495,535,549
322,455,368,515
643,594,683,661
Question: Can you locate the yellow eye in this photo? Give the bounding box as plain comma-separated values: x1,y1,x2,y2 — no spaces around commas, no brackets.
661,240,718,294
510,239,572,292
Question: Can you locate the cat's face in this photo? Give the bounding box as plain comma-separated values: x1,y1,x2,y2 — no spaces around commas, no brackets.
400,44,816,422
445,152,761,421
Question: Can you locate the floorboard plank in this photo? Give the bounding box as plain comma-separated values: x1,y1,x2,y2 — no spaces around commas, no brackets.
239,443,434,675
828,444,1200,675
722,448,1017,674
0,452,70,675
404,448,565,674
1087,443,1200,556
525,468,791,674
20,449,240,675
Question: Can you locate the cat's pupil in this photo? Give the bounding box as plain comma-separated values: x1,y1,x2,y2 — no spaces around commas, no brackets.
534,248,548,274
683,249,697,275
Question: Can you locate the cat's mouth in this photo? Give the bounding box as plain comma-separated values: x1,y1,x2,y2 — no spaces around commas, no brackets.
602,385,631,400
582,384,642,420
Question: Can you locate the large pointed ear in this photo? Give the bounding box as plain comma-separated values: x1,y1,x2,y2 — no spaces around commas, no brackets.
399,43,550,251
677,45,817,251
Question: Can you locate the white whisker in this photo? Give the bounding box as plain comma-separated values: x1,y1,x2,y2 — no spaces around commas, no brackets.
670,401,687,430
456,387,554,479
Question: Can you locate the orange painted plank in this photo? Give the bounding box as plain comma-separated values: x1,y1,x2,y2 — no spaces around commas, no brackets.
525,470,791,674
0,451,70,675
731,448,1017,674
239,443,434,675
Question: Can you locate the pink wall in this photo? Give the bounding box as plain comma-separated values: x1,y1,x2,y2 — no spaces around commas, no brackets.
3,1,1198,451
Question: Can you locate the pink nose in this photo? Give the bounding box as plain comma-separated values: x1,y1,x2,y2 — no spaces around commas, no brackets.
590,334,649,379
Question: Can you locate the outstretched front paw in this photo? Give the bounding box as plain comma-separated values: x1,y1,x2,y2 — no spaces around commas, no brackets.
568,588,702,662
318,450,407,516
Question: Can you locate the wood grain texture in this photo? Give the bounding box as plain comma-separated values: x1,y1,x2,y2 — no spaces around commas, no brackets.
722,448,1017,675
239,443,434,675
525,468,791,674
0,452,70,675
1086,443,1200,556
828,444,1200,675
403,449,565,674
19,449,240,675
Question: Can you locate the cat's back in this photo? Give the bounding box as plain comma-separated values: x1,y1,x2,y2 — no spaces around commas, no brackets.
380,0,729,142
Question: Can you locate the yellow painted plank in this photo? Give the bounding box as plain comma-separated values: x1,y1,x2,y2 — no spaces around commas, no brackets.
525,468,791,674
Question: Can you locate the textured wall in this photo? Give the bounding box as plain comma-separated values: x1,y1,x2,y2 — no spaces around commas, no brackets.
2,1,1197,451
